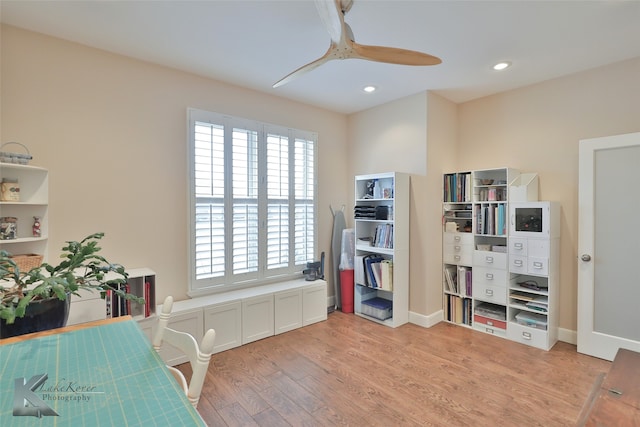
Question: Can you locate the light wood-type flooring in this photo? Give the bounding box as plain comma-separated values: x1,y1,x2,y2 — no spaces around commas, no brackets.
177,310,610,426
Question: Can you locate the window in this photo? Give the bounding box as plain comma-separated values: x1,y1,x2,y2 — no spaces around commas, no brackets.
188,109,317,294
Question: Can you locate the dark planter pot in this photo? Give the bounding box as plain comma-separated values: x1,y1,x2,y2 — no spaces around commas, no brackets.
0,296,71,339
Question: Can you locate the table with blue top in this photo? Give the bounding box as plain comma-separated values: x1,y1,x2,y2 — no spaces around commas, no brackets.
0,316,206,426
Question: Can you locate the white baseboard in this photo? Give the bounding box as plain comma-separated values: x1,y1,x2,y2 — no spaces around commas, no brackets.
409,310,443,328
558,327,577,345
407,311,578,347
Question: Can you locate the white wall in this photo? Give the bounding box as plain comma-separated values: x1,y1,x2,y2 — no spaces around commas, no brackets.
457,56,640,332
1,25,349,303
347,93,433,315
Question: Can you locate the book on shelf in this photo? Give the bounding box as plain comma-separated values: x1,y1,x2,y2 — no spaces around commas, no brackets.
373,224,393,249
144,281,151,317
360,255,384,288
380,259,393,291
444,266,458,293
443,173,471,203
105,289,112,318
457,266,472,297
455,297,463,324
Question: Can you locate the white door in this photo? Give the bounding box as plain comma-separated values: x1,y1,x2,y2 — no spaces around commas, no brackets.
577,132,640,361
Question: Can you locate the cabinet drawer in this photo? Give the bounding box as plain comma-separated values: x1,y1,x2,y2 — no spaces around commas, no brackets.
508,322,549,350
473,250,507,269
474,284,507,304
510,255,527,274
473,314,507,330
528,257,549,275
444,244,473,265
509,238,528,256
443,232,473,246
474,267,507,287
473,323,507,338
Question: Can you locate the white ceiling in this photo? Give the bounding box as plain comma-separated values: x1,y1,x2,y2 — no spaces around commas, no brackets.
2,0,640,114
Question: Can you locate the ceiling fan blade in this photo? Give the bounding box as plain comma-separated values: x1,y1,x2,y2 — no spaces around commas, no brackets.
352,42,442,66
273,51,333,88
314,0,344,43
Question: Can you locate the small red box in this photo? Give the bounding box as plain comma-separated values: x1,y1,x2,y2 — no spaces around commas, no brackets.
474,314,506,330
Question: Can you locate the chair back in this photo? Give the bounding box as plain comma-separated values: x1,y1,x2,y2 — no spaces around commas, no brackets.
153,296,216,408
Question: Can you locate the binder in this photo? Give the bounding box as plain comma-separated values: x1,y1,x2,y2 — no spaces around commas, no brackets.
380,259,393,291
364,256,384,288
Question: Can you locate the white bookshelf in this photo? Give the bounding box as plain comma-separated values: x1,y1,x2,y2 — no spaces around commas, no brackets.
353,172,409,328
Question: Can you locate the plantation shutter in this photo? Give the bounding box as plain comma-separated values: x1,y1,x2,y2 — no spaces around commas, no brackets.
189,109,317,293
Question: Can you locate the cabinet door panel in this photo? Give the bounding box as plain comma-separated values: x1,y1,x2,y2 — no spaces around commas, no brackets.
527,239,550,258
275,289,302,334
303,283,328,326
242,295,274,344
204,301,242,353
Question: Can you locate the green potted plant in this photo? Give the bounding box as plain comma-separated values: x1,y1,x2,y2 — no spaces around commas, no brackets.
0,232,144,338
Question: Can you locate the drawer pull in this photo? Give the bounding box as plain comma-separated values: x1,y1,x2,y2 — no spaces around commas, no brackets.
454,245,461,252
514,260,523,267
514,242,523,250
485,289,493,296
486,320,494,326
485,256,494,264
485,273,494,280
522,332,532,340
454,235,461,242
533,262,543,269
454,255,461,261
486,328,494,334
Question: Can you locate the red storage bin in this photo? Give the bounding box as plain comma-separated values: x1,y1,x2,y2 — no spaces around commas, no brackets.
340,269,354,313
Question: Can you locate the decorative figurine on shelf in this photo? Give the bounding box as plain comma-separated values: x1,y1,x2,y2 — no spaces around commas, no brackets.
0,217,17,240
33,216,41,237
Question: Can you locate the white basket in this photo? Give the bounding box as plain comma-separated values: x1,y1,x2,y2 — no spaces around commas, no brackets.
0,142,32,165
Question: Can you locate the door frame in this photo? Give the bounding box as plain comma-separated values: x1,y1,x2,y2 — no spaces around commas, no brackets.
577,132,640,360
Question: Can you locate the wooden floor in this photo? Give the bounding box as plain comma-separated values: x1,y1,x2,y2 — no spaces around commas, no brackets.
177,311,610,426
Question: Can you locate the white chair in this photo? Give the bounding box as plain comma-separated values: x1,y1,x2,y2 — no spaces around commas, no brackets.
152,296,216,408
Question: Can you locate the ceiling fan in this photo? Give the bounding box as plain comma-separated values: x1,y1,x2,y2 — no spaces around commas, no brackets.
273,0,442,88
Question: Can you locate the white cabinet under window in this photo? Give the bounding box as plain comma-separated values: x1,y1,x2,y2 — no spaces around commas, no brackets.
158,279,327,365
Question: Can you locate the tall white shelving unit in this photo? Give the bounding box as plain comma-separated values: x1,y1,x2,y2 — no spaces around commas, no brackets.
507,201,560,350
470,167,519,338
353,172,409,328
442,168,560,350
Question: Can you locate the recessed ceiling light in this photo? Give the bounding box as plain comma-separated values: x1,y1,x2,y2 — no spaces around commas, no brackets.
493,62,511,71
363,85,377,93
